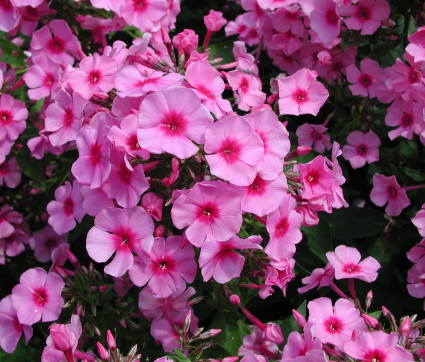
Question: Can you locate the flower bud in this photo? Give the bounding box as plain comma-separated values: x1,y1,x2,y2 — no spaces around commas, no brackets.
361,314,380,329
96,342,110,361
292,309,306,329
204,9,227,32
229,294,241,305
50,324,76,352
106,330,116,350
262,323,284,344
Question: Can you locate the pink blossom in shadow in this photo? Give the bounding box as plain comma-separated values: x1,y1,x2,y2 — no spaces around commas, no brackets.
243,109,290,180
30,226,68,263
344,330,414,361
346,58,384,98
326,245,381,282
86,206,154,277
310,0,342,43
0,295,33,354
0,157,21,188
370,174,410,216
298,263,335,294
47,181,85,235
204,114,264,186
261,258,295,298
296,123,331,154
199,235,262,284
80,186,114,217
307,297,367,349
406,26,425,63
412,205,425,237
171,180,242,247
278,68,329,116
238,325,279,359
407,259,425,300
265,194,302,260
68,53,118,100
11,268,65,325
129,235,197,298
342,130,380,169
137,87,213,159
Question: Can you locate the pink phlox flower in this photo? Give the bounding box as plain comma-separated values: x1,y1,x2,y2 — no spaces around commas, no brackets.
265,194,302,260
370,173,410,216
68,53,118,100
385,98,425,140
233,41,259,75
19,2,55,37
271,7,305,36
406,26,425,63
137,86,213,159
107,113,149,159
0,223,29,263
226,70,266,111
407,258,425,300
282,323,327,362
238,325,279,359
296,203,320,227
114,65,183,98
262,258,295,298
80,185,114,217
71,117,112,189
199,235,262,284
271,31,305,56
171,180,242,247
23,56,61,101
344,330,415,362
119,0,169,33
138,286,196,321
0,94,28,148
225,14,261,47
298,263,335,294
46,181,85,235
0,0,20,32
43,314,82,360
27,132,67,160
0,205,22,239
407,239,425,264
172,29,199,58
204,9,227,31
11,268,65,325
327,141,348,209
257,0,298,10
243,108,290,180
141,192,163,221
0,295,33,354
412,205,425,237
102,149,149,208
30,19,83,65
129,235,197,298
0,157,21,188
310,0,342,44
326,245,381,282
340,0,391,35
76,15,126,48
185,60,232,118
240,354,267,362
239,173,288,217
44,89,87,146
296,123,331,154
204,114,264,186
278,68,329,116
10,0,44,8
346,58,385,98
342,130,380,168
86,206,154,277
307,297,367,349
50,243,70,269
29,226,68,263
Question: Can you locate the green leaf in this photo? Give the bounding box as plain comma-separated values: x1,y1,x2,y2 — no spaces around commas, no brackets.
16,147,44,188
0,38,26,67
167,349,192,362
304,218,332,262
320,207,387,240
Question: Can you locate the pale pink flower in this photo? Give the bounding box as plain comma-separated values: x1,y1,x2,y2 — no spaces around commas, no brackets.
296,123,331,154
0,94,28,148
407,239,425,263
385,99,424,140
344,330,414,361
68,53,118,100
326,245,381,282
204,114,264,186
0,205,21,239
346,58,384,98
0,295,33,354
171,180,242,247
120,0,168,33
257,0,297,10
199,235,262,284
141,192,163,221
0,157,21,188
172,29,199,58
407,259,425,299
406,26,425,63
342,130,380,168
278,68,329,116
370,174,410,216
243,109,290,180
86,207,154,277
310,0,342,43
30,226,68,263
298,263,335,294
137,87,213,159
0,0,19,32
80,185,114,217
11,268,65,325
307,297,367,349
238,325,279,359
227,70,267,111
340,0,391,35
262,258,295,298
204,9,227,31
129,235,197,298
412,205,425,237
265,194,302,260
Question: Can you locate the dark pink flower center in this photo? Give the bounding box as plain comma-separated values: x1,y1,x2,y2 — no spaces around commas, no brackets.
13,316,22,333
219,243,232,256
356,144,368,155
162,111,186,135
44,238,58,250
118,162,131,184
43,73,55,88
63,108,74,127
343,263,360,273
312,131,322,140
275,217,289,237
90,142,102,164
197,202,219,223
220,138,241,161
410,69,419,83
326,9,339,25
305,169,320,185
155,256,173,272
239,77,249,94
48,37,65,54
0,110,12,125
128,134,140,151
360,74,373,87
88,70,101,84
402,113,413,127
324,316,343,333
293,89,308,104
0,0,12,11
64,198,74,215
356,5,371,20
387,185,398,199
197,85,214,99
133,0,147,11
363,349,386,361
0,162,8,175
248,175,266,195
33,288,47,307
